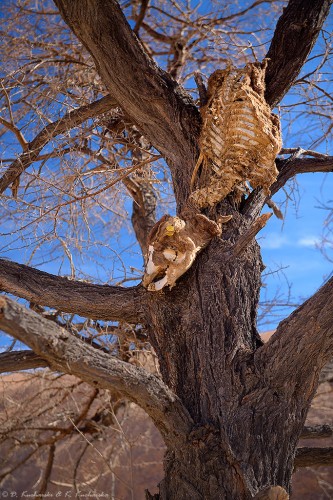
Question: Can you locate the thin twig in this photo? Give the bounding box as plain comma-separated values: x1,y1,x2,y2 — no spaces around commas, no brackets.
0,117,28,150
6,155,161,234
38,443,55,494
0,94,117,195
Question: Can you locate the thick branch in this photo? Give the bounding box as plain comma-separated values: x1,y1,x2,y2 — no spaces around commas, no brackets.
0,259,146,323
255,276,333,400
0,297,193,445
265,0,331,106
242,152,333,219
231,213,272,257
53,0,200,166
301,424,333,440
271,154,333,195
295,447,333,467
0,95,116,195
53,0,200,210
0,350,49,374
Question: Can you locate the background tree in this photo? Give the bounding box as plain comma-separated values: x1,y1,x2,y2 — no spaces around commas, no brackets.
0,0,333,498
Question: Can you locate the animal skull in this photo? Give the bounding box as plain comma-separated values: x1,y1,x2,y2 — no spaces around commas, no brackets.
142,213,231,291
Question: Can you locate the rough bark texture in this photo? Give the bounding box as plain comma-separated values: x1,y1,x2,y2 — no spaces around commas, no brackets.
142,213,333,498
0,297,192,447
0,258,146,323
0,350,49,373
265,0,332,106
53,0,201,209
0,0,331,498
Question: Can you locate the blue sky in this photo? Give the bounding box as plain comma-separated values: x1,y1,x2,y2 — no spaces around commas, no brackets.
258,171,332,330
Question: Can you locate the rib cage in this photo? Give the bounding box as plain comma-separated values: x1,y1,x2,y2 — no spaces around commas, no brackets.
190,60,282,208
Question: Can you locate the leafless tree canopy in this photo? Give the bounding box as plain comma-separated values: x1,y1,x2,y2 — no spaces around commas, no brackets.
0,0,333,498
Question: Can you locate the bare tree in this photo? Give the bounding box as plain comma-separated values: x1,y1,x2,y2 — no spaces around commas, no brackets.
0,0,333,498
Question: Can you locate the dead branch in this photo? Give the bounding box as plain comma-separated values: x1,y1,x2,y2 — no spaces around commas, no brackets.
0,297,193,446
241,188,268,221
232,213,272,257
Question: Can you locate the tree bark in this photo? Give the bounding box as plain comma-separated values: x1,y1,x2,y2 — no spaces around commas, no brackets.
265,0,332,107
0,258,146,323
143,221,281,498
295,447,333,468
6,0,329,498
0,350,49,373
143,216,333,497
53,0,201,209
143,235,333,499
0,297,192,447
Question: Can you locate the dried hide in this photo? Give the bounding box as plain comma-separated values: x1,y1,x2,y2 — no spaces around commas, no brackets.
190,60,282,208
142,213,231,291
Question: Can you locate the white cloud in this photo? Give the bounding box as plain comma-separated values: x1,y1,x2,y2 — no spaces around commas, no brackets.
259,233,289,249
297,236,321,248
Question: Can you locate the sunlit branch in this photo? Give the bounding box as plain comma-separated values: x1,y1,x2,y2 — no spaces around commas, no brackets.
0,117,28,150
53,0,201,207
9,154,161,234
0,297,193,445
271,151,333,195
242,149,333,219
0,259,147,323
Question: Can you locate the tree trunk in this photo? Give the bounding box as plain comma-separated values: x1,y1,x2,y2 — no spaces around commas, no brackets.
1,1,330,497
145,216,306,498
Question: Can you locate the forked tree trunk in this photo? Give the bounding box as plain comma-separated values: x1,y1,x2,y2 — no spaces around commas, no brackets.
16,2,332,498
145,217,309,499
